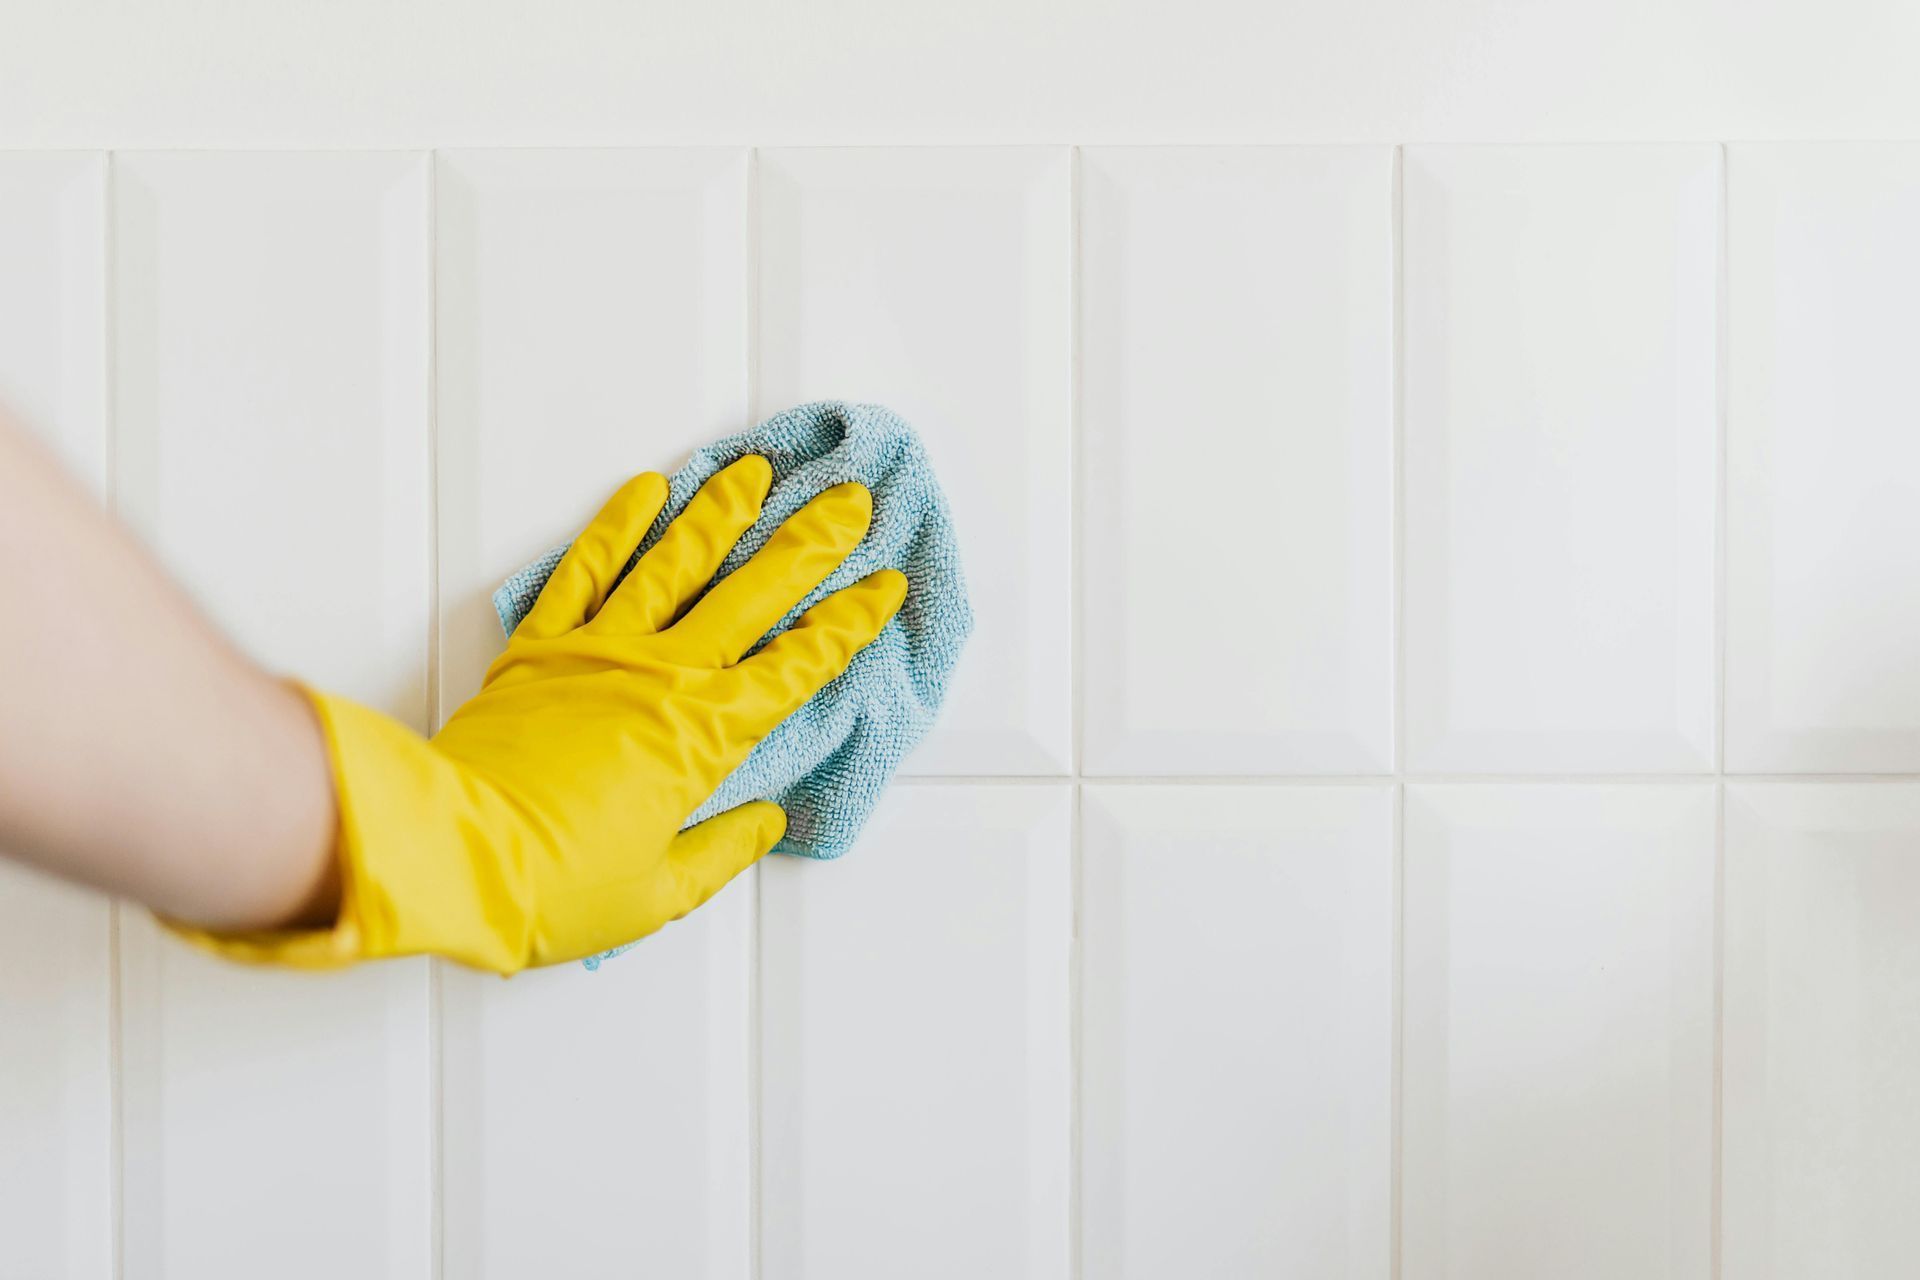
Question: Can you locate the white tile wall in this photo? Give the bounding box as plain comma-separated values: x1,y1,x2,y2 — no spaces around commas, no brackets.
437,890,751,1280
0,151,113,1280
1723,783,1920,1278
0,152,106,482
1726,144,1920,772
1081,784,1394,1279
1402,784,1716,1280
1403,146,1720,775
759,785,1071,1280
757,147,1073,775
4,141,1920,1280
433,147,753,1280
1080,147,1395,775
112,151,434,1280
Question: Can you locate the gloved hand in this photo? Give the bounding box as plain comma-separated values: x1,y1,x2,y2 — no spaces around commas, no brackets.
167,455,905,974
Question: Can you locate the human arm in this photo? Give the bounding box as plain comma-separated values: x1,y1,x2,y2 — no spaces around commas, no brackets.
0,410,901,971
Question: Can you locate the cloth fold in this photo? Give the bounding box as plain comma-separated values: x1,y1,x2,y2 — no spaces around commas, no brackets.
493,401,972,966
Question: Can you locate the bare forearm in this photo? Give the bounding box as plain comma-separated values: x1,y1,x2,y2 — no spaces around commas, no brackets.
0,412,338,929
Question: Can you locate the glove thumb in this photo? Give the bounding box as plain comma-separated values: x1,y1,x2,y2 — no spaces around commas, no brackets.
665,801,786,915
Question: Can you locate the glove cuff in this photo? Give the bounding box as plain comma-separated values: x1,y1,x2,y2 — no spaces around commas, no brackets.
161,685,534,974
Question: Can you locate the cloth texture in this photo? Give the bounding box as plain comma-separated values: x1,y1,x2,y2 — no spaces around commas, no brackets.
493,401,972,967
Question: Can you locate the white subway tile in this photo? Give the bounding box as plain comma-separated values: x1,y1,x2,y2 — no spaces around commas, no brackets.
0,864,113,1280
440,887,752,1279
114,151,432,712
1724,783,1920,1277
1080,147,1394,775
1080,784,1393,1279
434,148,751,1279
0,150,112,1280
760,785,1071,1280
112,151,432,1280
1403,146,1719,773
1726,145,1920,771
435,147,750,710
1401,784,1715,1280
0,151,107,486
757,147,1072,774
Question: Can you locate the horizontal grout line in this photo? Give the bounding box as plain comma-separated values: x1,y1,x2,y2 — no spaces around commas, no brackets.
1718,772,1920,784
31,139,1920,159
897,772,1920,786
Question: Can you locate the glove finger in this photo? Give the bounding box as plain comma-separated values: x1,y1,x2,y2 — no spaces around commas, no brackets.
516,472,669,640
592,454,772,636
666,482,873,667
731,569,907,734
665,801,786,914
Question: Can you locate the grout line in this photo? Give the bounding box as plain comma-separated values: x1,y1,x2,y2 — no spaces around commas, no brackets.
1715,143,1731,780
905,772,1711,785
893,772,1920,788
901,774,1400,787
745,142,765,1280
1716,772,1920,784
1068,146,1086,784
1399,773,1719,786
1066,142,1085,1280
103,147,127,1280
1711,780,1726,1280
424,148,446,1280
1391,145,1407,784
1390,781,1406,1280
1068,779,1085,1280
107,901,124,1280
424,153,442,734
1710,139,1731,1280
1388,141,1406,1280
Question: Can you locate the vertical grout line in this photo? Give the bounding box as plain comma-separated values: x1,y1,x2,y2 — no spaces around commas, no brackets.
425,158,443,737
1065,143,1085,1280
1712,779,1727,1280
1388,141,1407,1280
1710,140,1731,1280
745,143,764,1280
108,898,124,1280
1069,777,1085,1280
1390,779,1406,1280
103,148,127,1280
1390,144,1408,789
103,153,121,518
1714,143,1731,780
424,149,445,1280
1068,154,1086,781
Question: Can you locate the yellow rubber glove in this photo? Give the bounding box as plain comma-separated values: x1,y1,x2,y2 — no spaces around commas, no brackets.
167,455,906,974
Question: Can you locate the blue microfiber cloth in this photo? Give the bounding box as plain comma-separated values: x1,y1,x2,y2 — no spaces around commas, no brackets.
493,401,972,968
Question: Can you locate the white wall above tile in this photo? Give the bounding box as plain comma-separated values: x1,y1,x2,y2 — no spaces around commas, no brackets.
7,1,1919,148
1080,147,1395,776
1403,146,1720,775
1726,144,1920,772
